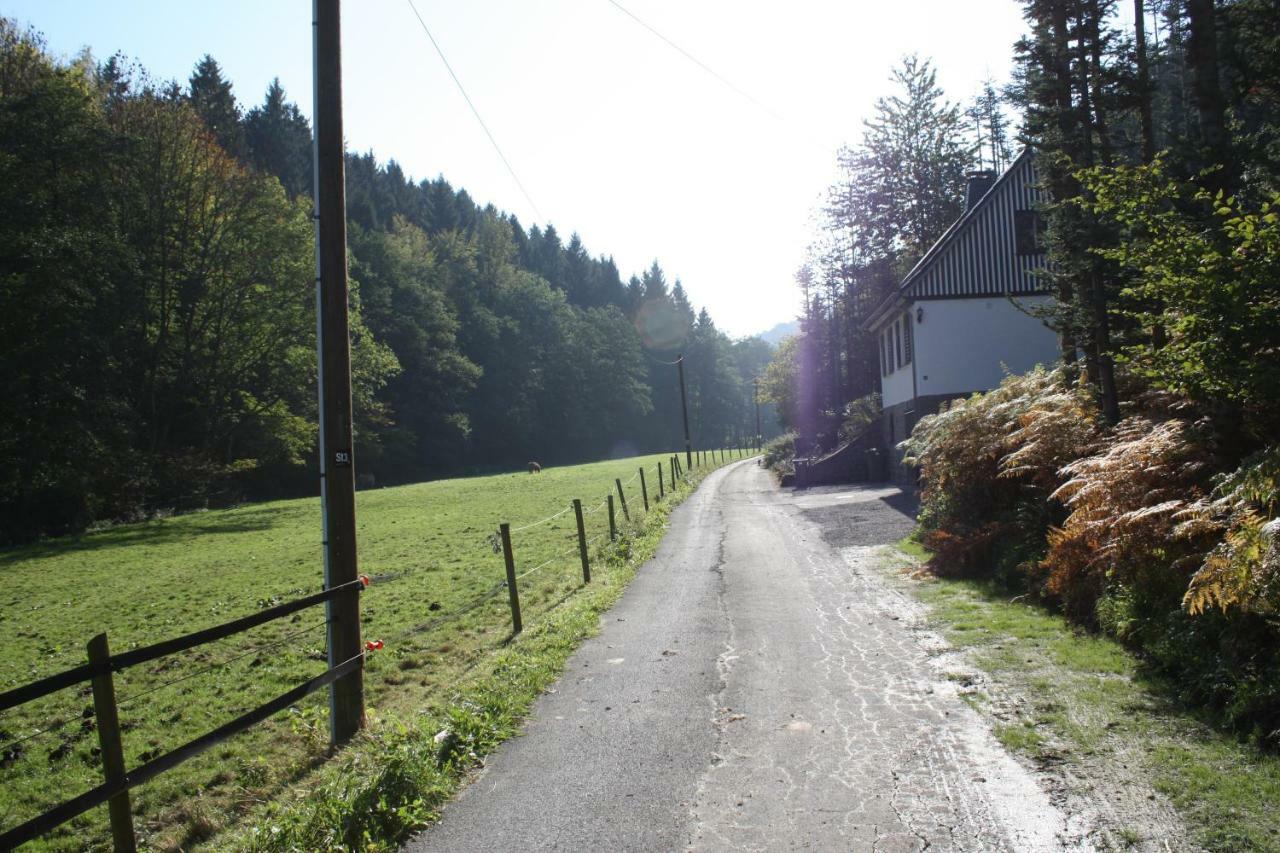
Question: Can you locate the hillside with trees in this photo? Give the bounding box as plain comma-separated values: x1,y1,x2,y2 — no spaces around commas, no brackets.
0,20,778,545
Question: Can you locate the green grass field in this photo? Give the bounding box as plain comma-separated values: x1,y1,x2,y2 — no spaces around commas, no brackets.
0,449,748,851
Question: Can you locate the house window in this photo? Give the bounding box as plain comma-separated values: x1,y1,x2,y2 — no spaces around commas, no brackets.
880,329,889,377
894,319,902,368
1015,209,1045,255
902,312,913,365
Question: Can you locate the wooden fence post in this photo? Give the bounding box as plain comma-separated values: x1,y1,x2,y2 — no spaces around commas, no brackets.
499,523,522,634
607,495,617,540
639,467,649,511
88,633,136,853
615,478,630,521
658,462,665,498
573,500,590,583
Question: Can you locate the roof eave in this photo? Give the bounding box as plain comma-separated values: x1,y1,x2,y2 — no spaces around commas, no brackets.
864,292,909,332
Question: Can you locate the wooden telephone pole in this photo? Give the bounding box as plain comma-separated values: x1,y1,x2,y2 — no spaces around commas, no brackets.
677,354,692,470
754,376,761,450
313,0,364,746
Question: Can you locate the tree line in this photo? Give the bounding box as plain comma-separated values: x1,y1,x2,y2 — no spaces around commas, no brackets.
0,21,779,545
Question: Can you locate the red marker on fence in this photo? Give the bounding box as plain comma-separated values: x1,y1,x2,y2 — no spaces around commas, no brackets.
359,575,371,588
364,639,383,652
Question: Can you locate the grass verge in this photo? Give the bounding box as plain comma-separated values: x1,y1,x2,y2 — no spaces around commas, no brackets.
890,539,1280,851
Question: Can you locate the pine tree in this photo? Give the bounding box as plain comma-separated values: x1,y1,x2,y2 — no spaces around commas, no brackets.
859,55,973,267
187,54,244,157
244,78,311,198
670,280,695,328
641,260,668,301
969,79,1013,171
1012,0,1125,423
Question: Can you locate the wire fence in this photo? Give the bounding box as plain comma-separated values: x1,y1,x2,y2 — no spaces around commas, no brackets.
0,447,757,850
509,504,573,533
489,447,752,636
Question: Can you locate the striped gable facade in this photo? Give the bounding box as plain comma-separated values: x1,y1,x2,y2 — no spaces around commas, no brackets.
899,148,1049,303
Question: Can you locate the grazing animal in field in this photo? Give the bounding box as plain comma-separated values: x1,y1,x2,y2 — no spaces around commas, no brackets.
528,461,542,473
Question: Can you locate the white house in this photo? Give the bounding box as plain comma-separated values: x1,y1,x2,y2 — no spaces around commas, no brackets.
866,149,1061,478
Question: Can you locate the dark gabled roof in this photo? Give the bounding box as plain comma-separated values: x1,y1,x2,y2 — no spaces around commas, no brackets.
865,149,1048,331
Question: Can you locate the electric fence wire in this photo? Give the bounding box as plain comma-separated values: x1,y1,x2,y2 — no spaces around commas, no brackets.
116,619,331,710
381,580,508,646
403,0,544,222
0,710,81,757
510,504,573,533
515,541,582,581
0,619,330,757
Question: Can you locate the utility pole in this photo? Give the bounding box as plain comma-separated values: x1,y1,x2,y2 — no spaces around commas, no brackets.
754,376,761,450
677,354,692,471
313,0,363,746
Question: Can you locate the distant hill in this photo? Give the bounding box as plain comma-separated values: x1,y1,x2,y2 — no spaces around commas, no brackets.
757,320,799,347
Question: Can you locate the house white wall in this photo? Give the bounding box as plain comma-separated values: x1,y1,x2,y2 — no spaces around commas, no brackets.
913,295,1059,398
875,311,916,409
881,349,914,408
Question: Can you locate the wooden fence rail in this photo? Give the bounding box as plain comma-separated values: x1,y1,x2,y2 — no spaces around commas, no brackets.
0,580,367,850
0,578,366,715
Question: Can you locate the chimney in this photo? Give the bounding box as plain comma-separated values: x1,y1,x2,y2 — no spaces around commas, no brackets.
964,170,996,212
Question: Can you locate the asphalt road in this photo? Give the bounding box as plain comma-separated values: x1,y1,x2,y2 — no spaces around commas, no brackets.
405,460,1076,852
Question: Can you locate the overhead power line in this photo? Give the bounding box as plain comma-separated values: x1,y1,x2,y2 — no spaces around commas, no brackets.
604,1,827,153
605,0,786,127
403,0,545,222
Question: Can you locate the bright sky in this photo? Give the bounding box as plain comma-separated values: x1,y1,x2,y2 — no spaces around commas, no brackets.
4,0,1031,337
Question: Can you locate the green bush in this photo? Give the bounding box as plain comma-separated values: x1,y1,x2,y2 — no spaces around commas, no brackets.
762,432,796,476
838,393,881,444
